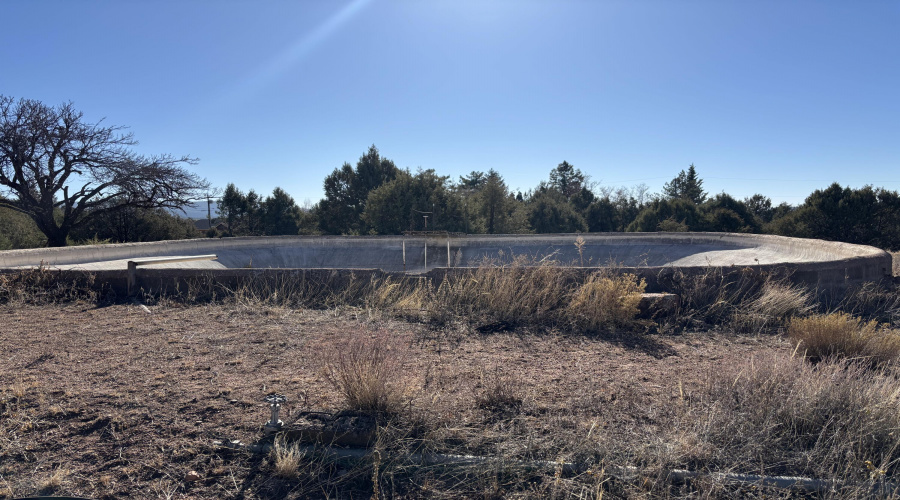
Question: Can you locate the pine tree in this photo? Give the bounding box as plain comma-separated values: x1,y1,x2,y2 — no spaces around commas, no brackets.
549,161,586,199
663,164,707,204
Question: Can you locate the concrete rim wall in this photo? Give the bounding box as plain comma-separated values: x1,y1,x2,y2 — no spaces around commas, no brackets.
0,233,891,294
0,232,888,267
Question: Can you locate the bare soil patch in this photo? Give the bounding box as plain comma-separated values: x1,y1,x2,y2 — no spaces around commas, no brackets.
0,302,795,498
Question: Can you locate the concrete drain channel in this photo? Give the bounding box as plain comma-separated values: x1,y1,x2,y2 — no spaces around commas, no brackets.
210,394,898,496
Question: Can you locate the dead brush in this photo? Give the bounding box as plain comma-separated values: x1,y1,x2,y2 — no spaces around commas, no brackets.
0,268,101,305
474,365,525,413
566,272,645,331
677,352,900,481
168,270,382,310
658,267,773,330
788,312,900,365
323,329,409,416
365,256,649,332
838,281,900,323
228,272,354,309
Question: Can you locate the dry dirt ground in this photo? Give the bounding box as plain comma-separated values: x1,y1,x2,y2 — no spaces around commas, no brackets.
0,302,790,499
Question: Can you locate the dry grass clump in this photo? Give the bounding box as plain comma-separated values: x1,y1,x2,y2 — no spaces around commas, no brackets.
350,256,647,331
676,352,900,482
271,437,304,480
365,276,430,315
323,329,409,416
749,280,812,319
428,258,646,330
788,312,900,364
567,273,645,331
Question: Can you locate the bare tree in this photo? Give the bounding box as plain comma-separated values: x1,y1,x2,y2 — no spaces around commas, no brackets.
0,96,208,246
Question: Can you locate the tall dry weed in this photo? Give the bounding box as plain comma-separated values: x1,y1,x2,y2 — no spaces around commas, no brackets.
659,267,817,332
676,352,900,481
732,279,812,332
437,256,572,327
365,276,430,316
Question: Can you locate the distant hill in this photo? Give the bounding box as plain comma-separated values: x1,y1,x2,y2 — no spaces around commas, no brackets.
176,201,219,220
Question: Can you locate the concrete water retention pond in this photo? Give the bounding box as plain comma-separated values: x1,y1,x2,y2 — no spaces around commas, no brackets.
0,232,891,296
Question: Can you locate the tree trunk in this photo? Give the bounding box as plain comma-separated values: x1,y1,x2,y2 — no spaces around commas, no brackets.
45,229,69,247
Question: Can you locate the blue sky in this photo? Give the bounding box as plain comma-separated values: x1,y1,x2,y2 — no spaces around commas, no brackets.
2,0,897,209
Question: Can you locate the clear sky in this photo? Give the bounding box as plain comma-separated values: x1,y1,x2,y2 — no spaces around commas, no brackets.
2,0,897,209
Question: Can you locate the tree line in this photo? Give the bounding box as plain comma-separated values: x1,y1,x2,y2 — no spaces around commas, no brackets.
2,96,899,251
211,145,900,252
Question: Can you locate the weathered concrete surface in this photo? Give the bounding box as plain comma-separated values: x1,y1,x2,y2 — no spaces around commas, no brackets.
0,233,891,293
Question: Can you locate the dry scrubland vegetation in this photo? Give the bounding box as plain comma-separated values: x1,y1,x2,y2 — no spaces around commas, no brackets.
2,261,900,499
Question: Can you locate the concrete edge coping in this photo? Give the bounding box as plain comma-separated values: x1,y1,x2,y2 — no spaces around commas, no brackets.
126,254,218,295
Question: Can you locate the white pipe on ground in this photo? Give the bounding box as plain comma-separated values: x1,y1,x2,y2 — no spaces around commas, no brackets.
216,439,892,495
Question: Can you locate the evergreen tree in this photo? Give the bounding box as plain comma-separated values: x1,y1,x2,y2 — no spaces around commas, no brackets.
663,164,707,204
318,145,398,234
478,170,508,234
245,190,262,235
743,194,775,223
458,171,487,190
261,187,301,235
700,193,759,232
548,161,587,199
528,189,588,233
584,197,618,232
362,169,465,234
218,183,248,235
627,198,702,232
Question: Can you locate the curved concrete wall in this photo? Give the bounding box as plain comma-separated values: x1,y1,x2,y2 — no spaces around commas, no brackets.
0,233,891,292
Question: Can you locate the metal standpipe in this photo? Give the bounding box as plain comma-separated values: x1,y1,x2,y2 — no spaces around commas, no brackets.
264,393,286,435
